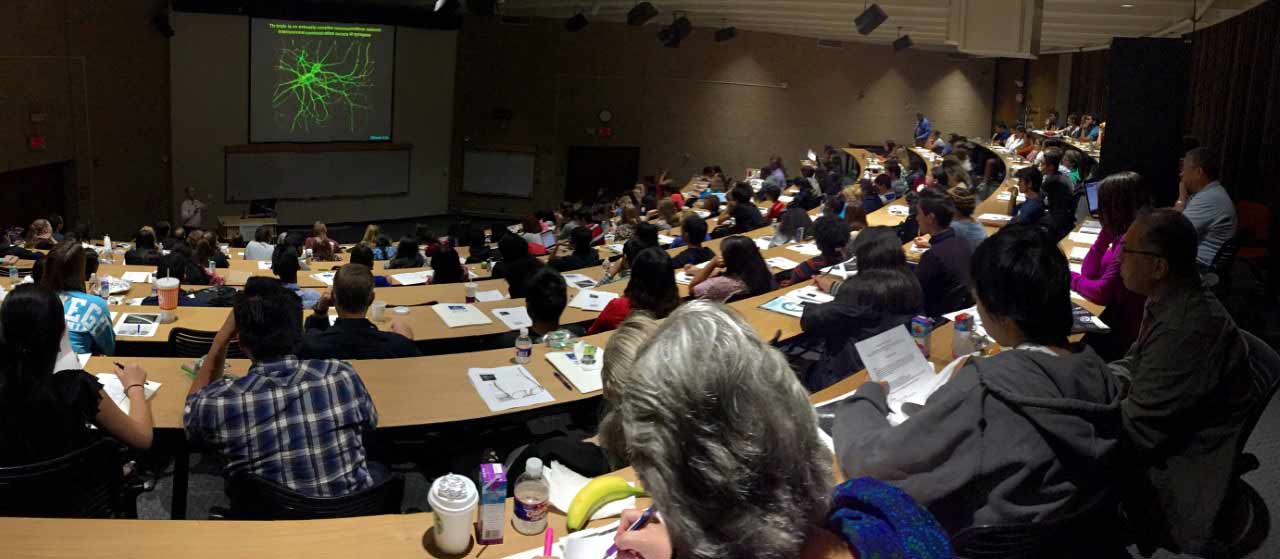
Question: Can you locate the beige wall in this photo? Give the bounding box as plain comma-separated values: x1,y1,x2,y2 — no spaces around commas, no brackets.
0,0,171,236
170,13,457,227
451,19,995,216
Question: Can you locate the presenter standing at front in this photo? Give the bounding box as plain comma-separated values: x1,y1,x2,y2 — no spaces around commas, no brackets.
914,112,932,148
180,186,207,230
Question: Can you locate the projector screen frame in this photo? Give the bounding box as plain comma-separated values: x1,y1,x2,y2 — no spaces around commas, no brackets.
223,142,414,202
247,16,399,145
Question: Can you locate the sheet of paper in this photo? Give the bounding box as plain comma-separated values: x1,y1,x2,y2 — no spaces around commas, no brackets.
114,313,161,337
657,234,675,245
978,213,1013,222
502,521,622,559
121,271,152,284
759,294,809,318
1068,232,1099,245
94,374,161,416
754,237,774,250
257,260,273,270
568,289,619,312
1069,246,1090,262
545,343,605,393
604,243,625,253
310,272,336,286
693,209,710,219
561,273,598,290
431,303,492,328
391,270,432,286
675,271,695,285
786,242,823,256
475,289,506,302
854,326,936,418
778,195,795,203
468,365,554,413
808,149,818,162
887,205,911,217
791,285,835,304
996,191,1028,203
1070,290,1088,303
820,257,858,280
491,306,533,330
54,331,82,372
545,461,632,519
766,256,800,271
748,178,764,190
1069,262,1083,274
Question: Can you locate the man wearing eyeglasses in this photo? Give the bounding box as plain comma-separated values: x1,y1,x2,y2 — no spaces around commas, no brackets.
1113,209,1251,555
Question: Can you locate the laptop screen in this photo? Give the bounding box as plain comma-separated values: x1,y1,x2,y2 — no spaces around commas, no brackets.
540,229,557,248
1085,181,1101,214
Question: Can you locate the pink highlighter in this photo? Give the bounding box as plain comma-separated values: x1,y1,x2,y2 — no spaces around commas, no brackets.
544,528,555,557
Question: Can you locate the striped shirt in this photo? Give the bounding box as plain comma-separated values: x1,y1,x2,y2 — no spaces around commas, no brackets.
184,356,378,497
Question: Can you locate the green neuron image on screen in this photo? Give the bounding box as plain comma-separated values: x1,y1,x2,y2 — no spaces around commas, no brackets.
251,19,395,142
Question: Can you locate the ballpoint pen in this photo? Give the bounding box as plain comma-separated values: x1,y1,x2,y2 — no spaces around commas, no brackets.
603,506,655,558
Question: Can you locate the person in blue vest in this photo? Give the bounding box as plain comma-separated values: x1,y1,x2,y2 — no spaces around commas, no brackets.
914,112,932,147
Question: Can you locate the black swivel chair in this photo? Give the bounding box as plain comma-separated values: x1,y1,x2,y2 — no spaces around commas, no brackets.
168,327,245,359
213,471,405,520
0,439,138,518
951,490,1129,559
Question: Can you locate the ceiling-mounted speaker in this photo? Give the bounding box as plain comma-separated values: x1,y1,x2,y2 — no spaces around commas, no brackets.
565,12,589,32
714,26,737,42
627,2,659,26
854,4,888,35
893,34,913,51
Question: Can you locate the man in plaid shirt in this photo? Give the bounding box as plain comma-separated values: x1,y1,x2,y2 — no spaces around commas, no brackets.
185,278,379,498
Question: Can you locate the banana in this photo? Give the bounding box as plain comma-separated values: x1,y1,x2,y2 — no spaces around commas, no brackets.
565,475,646,531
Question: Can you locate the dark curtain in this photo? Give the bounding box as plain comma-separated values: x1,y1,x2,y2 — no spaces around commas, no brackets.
1068,50,1109,119
1186,0,1280,204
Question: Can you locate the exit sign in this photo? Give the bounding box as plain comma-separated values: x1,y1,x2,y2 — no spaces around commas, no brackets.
28,135,46,151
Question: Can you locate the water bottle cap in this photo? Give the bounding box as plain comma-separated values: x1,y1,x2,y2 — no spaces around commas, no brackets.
519,327,528,336
526,457,543,478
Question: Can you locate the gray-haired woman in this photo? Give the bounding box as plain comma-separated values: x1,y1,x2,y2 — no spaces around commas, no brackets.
604,301,950,559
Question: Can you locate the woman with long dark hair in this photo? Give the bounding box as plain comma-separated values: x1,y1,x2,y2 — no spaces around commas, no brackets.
429,246,467,285
688,235,775,302
588,247,680,334
386,237,425,269
0,285,154,465
38,241,115,355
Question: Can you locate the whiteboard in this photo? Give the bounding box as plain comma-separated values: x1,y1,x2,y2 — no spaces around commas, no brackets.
463,149,535,198
225,149,411,201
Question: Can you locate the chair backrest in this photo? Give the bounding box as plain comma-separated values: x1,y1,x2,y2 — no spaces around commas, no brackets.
169,327,245,359
226,471,404,520
0,439,125,518
1235,330,1280,457
951,490,1125,559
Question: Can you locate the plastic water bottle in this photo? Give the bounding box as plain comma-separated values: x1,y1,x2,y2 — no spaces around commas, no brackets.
512,457,549,535
514,327,532,364
99,276,111,298
207,259,216,278
953,313,977,359
102,234,113,264
7,264,18,288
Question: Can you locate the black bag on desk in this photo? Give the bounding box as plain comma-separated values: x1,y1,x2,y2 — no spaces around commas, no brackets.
142,286,239,308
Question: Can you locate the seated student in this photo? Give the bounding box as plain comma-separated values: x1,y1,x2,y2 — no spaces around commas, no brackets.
490,234,544,298
689,235,775,302
304,221,340,255
192,232,229,269
550,226,602,272
346,244,391,287
0,285,154,466
519,215,544,246
359,224,382,248
157,243,206,286
759,184,786,222
836,224,1126,537
991,122,1011,144
614,206,641,243
492,267,586,348
802,229,922,391
885,160,910,197
48,213,65,242
588,247,679,335
125,226,162,266
1075,114,1099,141
726,182,764,234
371,235,396,261
1038,147,1077,240
185,278,380,497
1113,209,1255,555
153,220,180,251
25,219,56,250
604,301,951,559
243,226,276,261
1069,171,1148,360
652,198,681,230
271,246,321,310
784,216,849,286
668,214,713,269
39,242,115,355
415,224,445,258
1062,149,1083,185
914,188,973,318
386,237,425,269
1175,147,1237,271
462,226,495,264
299,264,420,360
429,246,468,285
1011,166,1046,226
915,186,985,252
309,232,342,262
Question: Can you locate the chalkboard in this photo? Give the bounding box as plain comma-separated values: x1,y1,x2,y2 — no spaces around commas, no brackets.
225,148,411,201
462,148,535,198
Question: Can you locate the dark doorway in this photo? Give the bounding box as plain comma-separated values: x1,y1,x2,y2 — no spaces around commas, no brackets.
565,146,639,204
0,162,72,233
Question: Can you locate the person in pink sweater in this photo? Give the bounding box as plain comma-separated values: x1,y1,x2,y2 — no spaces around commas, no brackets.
1070,171,1149,360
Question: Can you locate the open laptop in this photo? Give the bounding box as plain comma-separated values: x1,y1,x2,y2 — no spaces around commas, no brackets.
539,229,557,248
1084,181,1101,216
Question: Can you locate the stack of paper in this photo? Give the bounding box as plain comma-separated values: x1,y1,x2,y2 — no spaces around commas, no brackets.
95,374,161,415
978,213,1013,223
391,270,433,286
1068,232,1099,245
854,326,945,425
568,289,619,312
468,365,554,412
431,303,493,328
121,271,153,284
787,243,823,256
491,306,533,330
766,256,801,271
545,345,606,393
561,273,598,290
310,272,336,286
475,289,506,302
1068,246,1090,262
